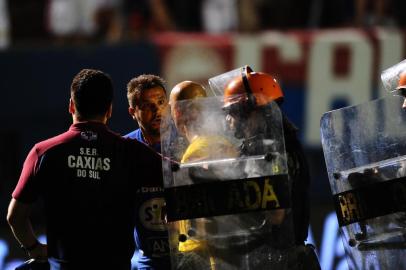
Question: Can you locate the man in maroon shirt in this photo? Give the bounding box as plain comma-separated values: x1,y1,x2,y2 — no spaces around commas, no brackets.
7,69,163,270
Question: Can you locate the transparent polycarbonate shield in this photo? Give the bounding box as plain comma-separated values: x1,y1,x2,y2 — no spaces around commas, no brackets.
161,95,294,270
321,95,406,270
208,66,251,96
381,59,406,93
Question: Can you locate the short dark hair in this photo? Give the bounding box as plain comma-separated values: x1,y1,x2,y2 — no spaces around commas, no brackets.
71,69,113,119
127,74,166,108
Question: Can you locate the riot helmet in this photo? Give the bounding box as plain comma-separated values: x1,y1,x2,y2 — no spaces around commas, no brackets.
223,66,284,111
380,59,406,109
396,71,406,91
222,66,284,138
396,71,406,109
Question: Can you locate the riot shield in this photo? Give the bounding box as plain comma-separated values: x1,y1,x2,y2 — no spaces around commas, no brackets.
161,95,294,270
321,95,406,270
381,59,406,93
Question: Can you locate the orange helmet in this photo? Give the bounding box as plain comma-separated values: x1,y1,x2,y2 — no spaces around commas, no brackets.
396,71,406,90
223,66,284,109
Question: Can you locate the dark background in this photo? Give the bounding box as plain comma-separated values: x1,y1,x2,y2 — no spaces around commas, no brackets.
3,0,406,268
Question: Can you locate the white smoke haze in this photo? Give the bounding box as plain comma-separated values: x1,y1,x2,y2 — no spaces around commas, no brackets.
160,95,291,187
161,95,298,267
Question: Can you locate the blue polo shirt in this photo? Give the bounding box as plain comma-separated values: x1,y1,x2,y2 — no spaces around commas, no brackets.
125,129,161,154
124,129,170,270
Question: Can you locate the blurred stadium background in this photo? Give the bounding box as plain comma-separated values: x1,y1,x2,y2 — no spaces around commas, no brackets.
1,0,406,269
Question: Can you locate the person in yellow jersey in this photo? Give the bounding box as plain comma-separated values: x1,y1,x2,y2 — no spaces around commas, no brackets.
170,80,238,165
169,80,239,270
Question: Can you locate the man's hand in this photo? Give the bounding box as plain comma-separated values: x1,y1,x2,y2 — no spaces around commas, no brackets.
7,198,47,260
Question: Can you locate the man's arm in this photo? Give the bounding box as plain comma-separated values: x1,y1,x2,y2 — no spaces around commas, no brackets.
7,198,47,259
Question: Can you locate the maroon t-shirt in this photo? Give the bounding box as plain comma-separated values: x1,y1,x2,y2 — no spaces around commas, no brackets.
12,122,163,268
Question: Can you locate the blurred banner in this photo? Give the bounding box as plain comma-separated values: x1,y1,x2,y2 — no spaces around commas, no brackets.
1,29,406,270
152,29,405,147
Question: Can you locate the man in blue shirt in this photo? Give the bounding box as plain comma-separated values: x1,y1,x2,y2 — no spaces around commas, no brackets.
125,74,170,269
126,74,168,153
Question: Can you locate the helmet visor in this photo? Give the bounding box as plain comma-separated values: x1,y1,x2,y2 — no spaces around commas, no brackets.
381,59,406,92
208,66,252,96
222,97,252,119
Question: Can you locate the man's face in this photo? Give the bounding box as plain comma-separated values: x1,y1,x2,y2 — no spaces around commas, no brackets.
130,86,168,136
224,103,250,139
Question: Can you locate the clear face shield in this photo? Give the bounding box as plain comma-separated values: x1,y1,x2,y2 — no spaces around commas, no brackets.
208,66,252,96
381,59,406,96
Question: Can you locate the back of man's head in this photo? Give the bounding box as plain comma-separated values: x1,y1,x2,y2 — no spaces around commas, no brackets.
170,81,206,103
169,81,207,131
71,69,113,120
